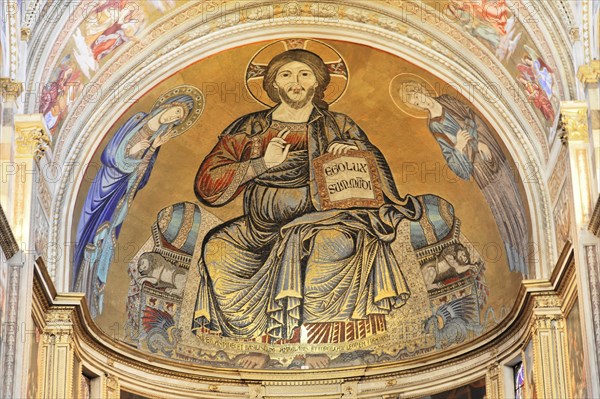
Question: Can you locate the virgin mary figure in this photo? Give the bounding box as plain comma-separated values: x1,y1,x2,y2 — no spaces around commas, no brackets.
74,86,204,317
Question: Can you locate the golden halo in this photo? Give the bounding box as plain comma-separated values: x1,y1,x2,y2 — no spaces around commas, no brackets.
153,85,205,137
389,73,438,120
245,39,349,107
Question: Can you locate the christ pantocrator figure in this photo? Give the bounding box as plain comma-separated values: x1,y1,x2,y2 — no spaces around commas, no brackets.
192,45,422,368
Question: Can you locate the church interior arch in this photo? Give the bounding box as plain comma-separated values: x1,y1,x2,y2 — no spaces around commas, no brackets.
1,1,598,398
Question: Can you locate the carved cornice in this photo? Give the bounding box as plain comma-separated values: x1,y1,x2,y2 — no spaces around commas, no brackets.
577,60,600,85
590,195,600,237
0,78,23,100
0,205,19,258
560,253,580,316
32,258,59,326
549,242,575,294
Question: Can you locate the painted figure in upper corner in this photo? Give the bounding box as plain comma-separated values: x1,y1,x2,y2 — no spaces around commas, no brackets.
516,48,556,122
39,56,82,133
73,88,202,317
85,0,145,62
449,0,510,35
398,81,529,276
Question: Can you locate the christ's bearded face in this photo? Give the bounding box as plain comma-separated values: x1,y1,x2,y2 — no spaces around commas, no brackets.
273,61,318,109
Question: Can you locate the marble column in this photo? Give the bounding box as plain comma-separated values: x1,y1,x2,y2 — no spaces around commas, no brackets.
530,294,570,399
561,96,600,397
39,308,77,399
10,114,49,399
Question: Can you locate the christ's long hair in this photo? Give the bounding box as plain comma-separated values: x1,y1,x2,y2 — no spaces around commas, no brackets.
263,49,330,109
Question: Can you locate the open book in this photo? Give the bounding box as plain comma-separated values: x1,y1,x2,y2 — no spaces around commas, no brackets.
313,150,385,210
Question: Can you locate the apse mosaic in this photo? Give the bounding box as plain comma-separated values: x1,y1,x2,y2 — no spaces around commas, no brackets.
73,39,527,369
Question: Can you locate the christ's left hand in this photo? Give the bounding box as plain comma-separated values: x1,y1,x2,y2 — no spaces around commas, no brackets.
328,142,359,155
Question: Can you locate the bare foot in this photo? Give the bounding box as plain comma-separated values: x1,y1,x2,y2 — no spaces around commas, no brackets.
305,354,330,369
235,352,270,369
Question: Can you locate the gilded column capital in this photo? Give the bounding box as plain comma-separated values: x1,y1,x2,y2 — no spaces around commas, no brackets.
577,60,600,85
531,293,565,332
532,314,564,330
559,102,590,143
44,308,75,337
0,78,23,100
14,114,51,160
